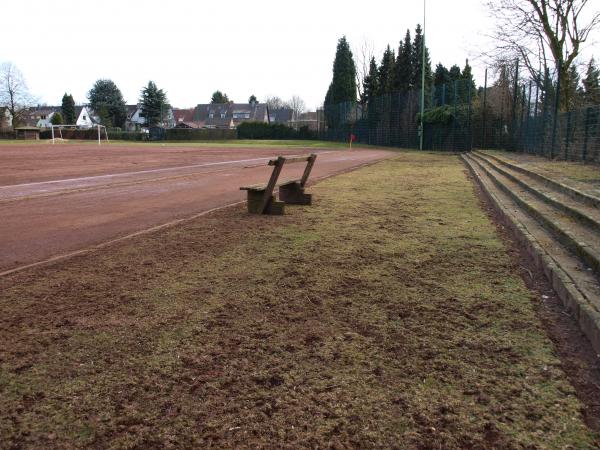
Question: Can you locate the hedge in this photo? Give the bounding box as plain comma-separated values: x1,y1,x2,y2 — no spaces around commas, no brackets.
165,128,237,140
237,122,316,139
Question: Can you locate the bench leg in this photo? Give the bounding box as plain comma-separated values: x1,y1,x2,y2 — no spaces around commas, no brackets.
279,182,312,205
246,190,284,215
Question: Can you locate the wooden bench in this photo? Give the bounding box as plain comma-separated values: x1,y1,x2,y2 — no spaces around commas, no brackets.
240,153,317,214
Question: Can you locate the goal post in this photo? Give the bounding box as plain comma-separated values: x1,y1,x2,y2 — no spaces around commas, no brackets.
50,124,109,145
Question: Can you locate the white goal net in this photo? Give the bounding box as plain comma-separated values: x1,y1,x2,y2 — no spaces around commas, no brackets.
51,124,109,145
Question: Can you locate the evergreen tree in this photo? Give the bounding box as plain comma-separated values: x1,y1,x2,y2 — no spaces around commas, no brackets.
563,65,581,110
50,111,63,125
248,95,257,104
447,65,462,103
393,30,413,93
433,63,450,105
434,63,450,87
61,93,76,124
411,24,432,93
211,91,229,103
323,36,357,127
361,57,379,105
139,81,169,127
461,59,477,102
377,45,396,96
582,58,600,105
87,79,127,128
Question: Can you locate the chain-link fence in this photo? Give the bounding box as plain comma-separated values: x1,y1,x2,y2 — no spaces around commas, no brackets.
319,62,600,163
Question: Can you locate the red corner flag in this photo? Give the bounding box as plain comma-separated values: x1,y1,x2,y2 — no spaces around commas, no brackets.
349,133,356,149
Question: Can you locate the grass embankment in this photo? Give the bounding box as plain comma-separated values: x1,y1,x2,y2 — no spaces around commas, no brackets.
486,149,600,185
0,153,594,447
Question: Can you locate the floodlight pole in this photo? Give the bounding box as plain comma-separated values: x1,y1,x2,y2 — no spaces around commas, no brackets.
419,0,426,151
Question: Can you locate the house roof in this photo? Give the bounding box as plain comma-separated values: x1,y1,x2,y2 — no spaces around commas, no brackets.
194,103,268,127
269,108,293,123
126,105,139,118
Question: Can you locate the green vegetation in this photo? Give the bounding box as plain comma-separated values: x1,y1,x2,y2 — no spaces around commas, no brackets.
50,111,63,125
237,121,314,139
87,79,127,128
324,36,357,127
210,90,229,104
61,93,76,124
139,81,169,128
0,153,594,447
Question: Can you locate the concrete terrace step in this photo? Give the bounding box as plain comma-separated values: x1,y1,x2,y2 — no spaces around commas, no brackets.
473,150,600,209
468,152,600,277
472,151,600,237
462,153,600,352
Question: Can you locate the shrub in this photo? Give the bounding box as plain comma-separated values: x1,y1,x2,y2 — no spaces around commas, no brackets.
237,122,316,139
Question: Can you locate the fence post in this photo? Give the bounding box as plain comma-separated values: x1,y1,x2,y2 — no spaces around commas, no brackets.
564,111,572,160
482,68,488,150
511,59,519,150
452,80,457,151
550,61,562,159
467,79,473,151
582,106,592,163
525,81,532,153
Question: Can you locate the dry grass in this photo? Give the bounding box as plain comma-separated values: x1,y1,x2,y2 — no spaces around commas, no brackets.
0,152,595,448
486,149,600,186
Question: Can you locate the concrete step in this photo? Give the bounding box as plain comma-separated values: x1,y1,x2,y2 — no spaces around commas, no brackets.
471,152,600,237
473,150,600,209
469,152,600,278
462,153,600,352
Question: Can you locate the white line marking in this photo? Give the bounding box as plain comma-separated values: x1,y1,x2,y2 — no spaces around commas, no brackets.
0,151,333,190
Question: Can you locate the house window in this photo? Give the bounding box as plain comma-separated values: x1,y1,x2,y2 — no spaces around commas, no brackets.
83,115,87,121
41,115,46,120
209,113,214,118
220,113,226,119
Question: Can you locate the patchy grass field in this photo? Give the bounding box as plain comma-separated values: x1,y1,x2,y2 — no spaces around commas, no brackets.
0,153,595,447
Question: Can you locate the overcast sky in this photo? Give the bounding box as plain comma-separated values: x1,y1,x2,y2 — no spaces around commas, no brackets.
2,0,598,110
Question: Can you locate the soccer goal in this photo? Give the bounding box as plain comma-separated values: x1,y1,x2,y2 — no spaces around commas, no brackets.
51,124,109,146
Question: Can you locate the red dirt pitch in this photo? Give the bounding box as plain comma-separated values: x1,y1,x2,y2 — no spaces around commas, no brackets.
0,142,393,273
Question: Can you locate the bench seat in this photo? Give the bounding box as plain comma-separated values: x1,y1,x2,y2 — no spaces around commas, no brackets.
240,179,300,192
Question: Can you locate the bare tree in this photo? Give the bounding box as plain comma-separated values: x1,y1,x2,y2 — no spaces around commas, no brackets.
485,0,600,107
286,95,306,122
0,62,34,127
264,95,285,111
353,38,375,103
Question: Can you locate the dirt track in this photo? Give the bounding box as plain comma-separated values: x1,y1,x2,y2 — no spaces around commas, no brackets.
0,143,393,272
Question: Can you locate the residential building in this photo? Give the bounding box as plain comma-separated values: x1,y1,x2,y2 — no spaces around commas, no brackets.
295,111,319,131
269,108,294,126
193,102,269,129
173,108,200,128
75,106,100,128
22,106,62,128
0,107,11,129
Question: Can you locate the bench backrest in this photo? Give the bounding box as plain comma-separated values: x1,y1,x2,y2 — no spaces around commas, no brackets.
268,154,317,187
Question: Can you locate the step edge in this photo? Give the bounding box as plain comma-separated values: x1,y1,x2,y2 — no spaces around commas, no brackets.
462,153,600,353
471,152,600,235
473,150,600,209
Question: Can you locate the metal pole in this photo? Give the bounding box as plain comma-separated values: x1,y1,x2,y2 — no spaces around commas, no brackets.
482,68,488,149
525,81,532,153
511,59,519,150
550,61,562,159
582,107,591,163
419,0,426,151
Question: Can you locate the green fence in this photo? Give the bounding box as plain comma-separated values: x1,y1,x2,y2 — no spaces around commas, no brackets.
320,64,600,162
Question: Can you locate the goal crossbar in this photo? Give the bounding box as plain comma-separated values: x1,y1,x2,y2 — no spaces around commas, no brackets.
51,124,109,146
